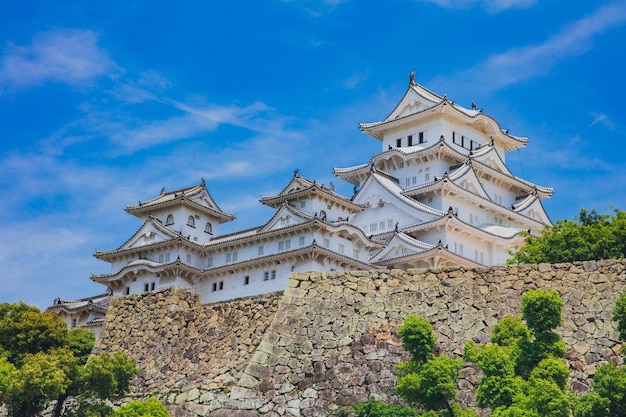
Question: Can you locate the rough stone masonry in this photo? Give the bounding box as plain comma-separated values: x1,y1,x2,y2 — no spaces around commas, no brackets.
93,259,626,416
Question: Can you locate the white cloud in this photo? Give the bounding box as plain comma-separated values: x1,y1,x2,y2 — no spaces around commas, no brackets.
589,112,617,131
435,3,626,95
343,72,369,89
0,28,115,91
417,0,536,12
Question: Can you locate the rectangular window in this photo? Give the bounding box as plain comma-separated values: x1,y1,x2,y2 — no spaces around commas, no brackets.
379,221,385,230
158,254,164,263
271,270,276,280
407,135,413,146
338,244,345,254
300,201,306,208
150,282,155,291
144,283,149,292
285,239,291,250
226,253,232,262
125,287,130,295
279,241,284,251
353,249,359,258
396,138,402,147
299,236,305,246
219,281,224,290
212,282,217,291
207,256,213,267
370,223,378,232
72,318,77,328
258,245,264,256
419,131,425,143
264,271,269,281
323,238,330,248
412,176,417,185
405,178,411,186
244,276,250,285
387,219,393,229
164,253,170,262
455,243,463,256
186,254,192,264
428,197,433,203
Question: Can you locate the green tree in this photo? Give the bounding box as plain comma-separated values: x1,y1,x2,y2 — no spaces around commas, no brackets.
0,302,69,364
465,290,574,416
396,316,477,417
352,397,418,417
113,397,169,417
508,208,626,264
0,302,137,417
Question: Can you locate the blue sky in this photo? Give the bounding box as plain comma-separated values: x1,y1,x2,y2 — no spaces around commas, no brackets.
1,1,625,309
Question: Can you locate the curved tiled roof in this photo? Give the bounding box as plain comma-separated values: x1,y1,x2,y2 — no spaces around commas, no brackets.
364,171,446,218
46,292,110,314
359,83,528,152
403,210,523,240
260,171,365,211
125,180,235,222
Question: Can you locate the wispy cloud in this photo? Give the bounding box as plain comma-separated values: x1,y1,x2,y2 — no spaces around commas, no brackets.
343,72,369,89
589,112,616,131
0,28,115,91
437,3,626,94
416,0,536,12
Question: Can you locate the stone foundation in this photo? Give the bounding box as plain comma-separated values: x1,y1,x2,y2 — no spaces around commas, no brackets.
95,260,626,416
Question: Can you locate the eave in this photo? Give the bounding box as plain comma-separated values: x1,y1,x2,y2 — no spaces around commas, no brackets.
360,99,527,152
199,244,381,278
403,210,523,242
373,243,481,269
405,176,547,231
260,185,365,212
125,197,235,223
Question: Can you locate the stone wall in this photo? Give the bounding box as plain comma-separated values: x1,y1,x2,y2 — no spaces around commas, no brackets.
95,260,626,416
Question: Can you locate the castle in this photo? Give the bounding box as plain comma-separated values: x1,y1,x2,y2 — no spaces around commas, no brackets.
48,75,553,335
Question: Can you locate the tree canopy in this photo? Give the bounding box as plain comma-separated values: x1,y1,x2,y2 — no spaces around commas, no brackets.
464,290,575,416
0,302,138,417
508,208,626,264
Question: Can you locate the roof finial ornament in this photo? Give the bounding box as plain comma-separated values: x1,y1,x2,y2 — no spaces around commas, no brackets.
201,177,206,186
160,187,165,194
471,100,477,110
294,168,299,177
409,69,417,86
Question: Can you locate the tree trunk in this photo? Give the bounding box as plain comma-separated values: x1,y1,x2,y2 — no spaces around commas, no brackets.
52,394,68,417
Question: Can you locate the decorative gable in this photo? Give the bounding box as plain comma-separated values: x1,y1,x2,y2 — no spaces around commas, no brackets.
119,219,177,251
258,204,313,234
369,232,433,263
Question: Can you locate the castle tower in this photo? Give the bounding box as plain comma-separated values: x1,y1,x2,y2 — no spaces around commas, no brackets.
334,76,553,268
